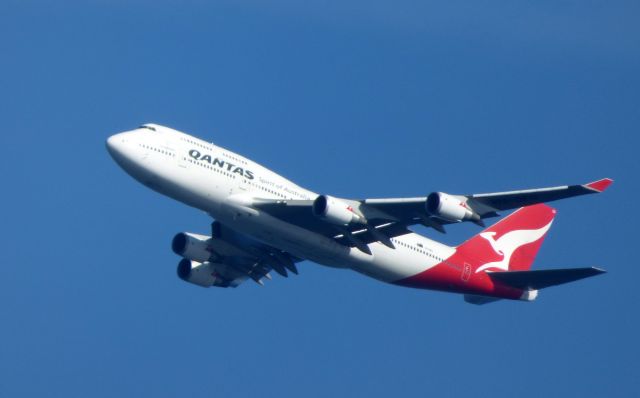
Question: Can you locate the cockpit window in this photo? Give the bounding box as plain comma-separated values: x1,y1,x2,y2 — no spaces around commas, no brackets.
138,125,157,132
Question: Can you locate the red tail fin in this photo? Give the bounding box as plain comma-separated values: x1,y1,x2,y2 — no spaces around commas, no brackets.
457,204,556,273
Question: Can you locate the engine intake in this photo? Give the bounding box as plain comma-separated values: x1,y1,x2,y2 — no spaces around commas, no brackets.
172,232,213,263
177,259,218,287
312,195,364,226
426,192,480,223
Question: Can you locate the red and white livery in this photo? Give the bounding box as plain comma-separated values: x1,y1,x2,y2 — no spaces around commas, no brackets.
106,124,611,304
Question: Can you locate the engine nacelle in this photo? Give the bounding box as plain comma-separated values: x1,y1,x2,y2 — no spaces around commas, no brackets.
172,232,213,263
312,195,364,226
426,192,479,223
177,259,219,287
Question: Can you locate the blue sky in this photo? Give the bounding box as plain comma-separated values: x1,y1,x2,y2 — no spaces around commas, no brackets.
1,1,638,397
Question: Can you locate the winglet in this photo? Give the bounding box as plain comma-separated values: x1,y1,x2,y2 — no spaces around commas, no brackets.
585,178,613,193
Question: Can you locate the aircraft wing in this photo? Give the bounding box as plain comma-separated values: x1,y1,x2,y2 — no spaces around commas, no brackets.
462,178,613,211
360,178,613,232
182,221,303,287
252,178,611,251
252,198,413,254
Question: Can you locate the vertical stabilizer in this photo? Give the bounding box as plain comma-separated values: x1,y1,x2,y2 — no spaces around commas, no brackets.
457,204,556,273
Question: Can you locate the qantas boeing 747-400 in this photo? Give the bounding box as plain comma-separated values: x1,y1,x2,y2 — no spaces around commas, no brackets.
106,124,611,304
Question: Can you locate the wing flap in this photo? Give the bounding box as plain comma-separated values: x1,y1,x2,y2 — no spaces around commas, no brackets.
334,222,412,246
252,199,413,248
206,221,302,286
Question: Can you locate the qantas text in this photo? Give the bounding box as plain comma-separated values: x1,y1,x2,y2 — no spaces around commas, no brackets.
189,149,255,180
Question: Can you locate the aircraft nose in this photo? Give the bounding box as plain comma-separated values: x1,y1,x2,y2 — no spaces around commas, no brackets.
106,133,127,159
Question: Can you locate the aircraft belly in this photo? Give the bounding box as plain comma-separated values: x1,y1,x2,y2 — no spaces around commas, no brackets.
214,202,355,268
215,199,448,282
346,243,442,283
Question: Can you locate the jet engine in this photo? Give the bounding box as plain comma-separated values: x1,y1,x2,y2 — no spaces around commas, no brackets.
426,192,481,223
312,195,364,226
172,232,213,263
177,259,219,287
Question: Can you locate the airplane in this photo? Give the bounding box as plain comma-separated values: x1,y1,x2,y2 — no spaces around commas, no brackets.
106,123,612,304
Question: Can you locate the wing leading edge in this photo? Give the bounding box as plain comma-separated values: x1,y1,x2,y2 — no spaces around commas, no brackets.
466,178,613,211
362,178,613,231
252,179,613,251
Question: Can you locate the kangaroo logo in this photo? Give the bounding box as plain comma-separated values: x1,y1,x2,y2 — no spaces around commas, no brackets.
475,221,553,273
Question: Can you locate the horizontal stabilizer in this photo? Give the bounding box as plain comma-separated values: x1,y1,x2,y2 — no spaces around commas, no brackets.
488,267,606,290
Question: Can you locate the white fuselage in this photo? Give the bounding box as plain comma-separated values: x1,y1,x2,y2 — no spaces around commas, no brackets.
106,124,454,284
